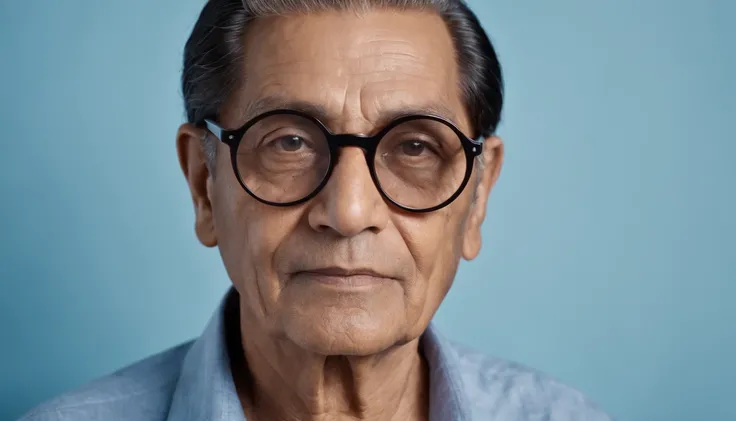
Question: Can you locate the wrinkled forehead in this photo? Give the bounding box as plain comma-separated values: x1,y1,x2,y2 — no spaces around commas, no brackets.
221,9,470,134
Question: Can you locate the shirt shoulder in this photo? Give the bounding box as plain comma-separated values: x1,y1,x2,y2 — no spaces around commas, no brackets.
17,341,193,421
448,342,614,421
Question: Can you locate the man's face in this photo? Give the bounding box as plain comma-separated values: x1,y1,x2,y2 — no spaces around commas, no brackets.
178,9,502,355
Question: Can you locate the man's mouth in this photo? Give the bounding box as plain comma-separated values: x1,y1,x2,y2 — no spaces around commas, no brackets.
292,267,393,288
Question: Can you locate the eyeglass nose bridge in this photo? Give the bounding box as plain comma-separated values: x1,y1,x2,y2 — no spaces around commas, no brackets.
330,133,378,150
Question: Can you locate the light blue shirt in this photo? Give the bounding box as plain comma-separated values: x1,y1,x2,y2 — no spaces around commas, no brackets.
19,289,613,420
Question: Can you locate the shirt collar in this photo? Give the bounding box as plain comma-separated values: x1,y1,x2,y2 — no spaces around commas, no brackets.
167,289,471,421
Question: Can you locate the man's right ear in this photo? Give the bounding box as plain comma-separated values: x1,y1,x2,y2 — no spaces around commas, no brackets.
176,123,218,247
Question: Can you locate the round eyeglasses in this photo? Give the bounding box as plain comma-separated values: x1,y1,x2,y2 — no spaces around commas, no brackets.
203,109,483,213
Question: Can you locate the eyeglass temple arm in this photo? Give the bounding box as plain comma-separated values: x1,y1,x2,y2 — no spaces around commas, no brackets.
204,119,225,142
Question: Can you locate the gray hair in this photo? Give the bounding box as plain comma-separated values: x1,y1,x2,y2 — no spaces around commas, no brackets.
183,0,503,171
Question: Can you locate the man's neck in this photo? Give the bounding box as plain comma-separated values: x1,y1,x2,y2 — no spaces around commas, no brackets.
227,298,429,421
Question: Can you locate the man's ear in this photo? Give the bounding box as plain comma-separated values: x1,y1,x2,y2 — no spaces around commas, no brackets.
462,136,503,260
177,123,218,247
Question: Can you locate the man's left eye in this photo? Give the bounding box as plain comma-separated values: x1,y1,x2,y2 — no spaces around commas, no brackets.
400,140,428,157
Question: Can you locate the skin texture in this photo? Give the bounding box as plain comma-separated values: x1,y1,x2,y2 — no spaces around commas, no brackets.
177,9,503,421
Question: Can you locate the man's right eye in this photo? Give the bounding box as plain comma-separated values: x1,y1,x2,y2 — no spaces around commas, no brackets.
272,135,306,152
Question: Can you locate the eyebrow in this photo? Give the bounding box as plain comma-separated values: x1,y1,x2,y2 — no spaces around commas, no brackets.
240,95,462,134
243,96,331,123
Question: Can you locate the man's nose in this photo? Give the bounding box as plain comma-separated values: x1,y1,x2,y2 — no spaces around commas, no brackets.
307,148,389,237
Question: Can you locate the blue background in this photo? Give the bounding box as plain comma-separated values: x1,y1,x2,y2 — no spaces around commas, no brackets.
1,1,734,420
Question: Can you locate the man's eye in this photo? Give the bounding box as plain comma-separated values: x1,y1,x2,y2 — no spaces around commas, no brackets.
400,140,427,157
272,135,305,152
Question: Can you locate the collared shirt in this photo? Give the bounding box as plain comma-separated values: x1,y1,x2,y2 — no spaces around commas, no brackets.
19,289,613,421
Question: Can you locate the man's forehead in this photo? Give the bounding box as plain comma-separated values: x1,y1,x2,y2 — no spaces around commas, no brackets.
246,9,454,60
224,11,468,131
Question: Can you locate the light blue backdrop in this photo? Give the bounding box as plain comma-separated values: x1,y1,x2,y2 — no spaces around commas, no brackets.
1,1,734,420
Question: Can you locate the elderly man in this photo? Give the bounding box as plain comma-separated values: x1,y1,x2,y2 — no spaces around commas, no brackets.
20,0,613,420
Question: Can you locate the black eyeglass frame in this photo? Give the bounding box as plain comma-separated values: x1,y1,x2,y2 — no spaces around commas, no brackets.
203,109,484,213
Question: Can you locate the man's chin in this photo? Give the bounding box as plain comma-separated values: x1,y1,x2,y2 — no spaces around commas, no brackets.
281,308,408,356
